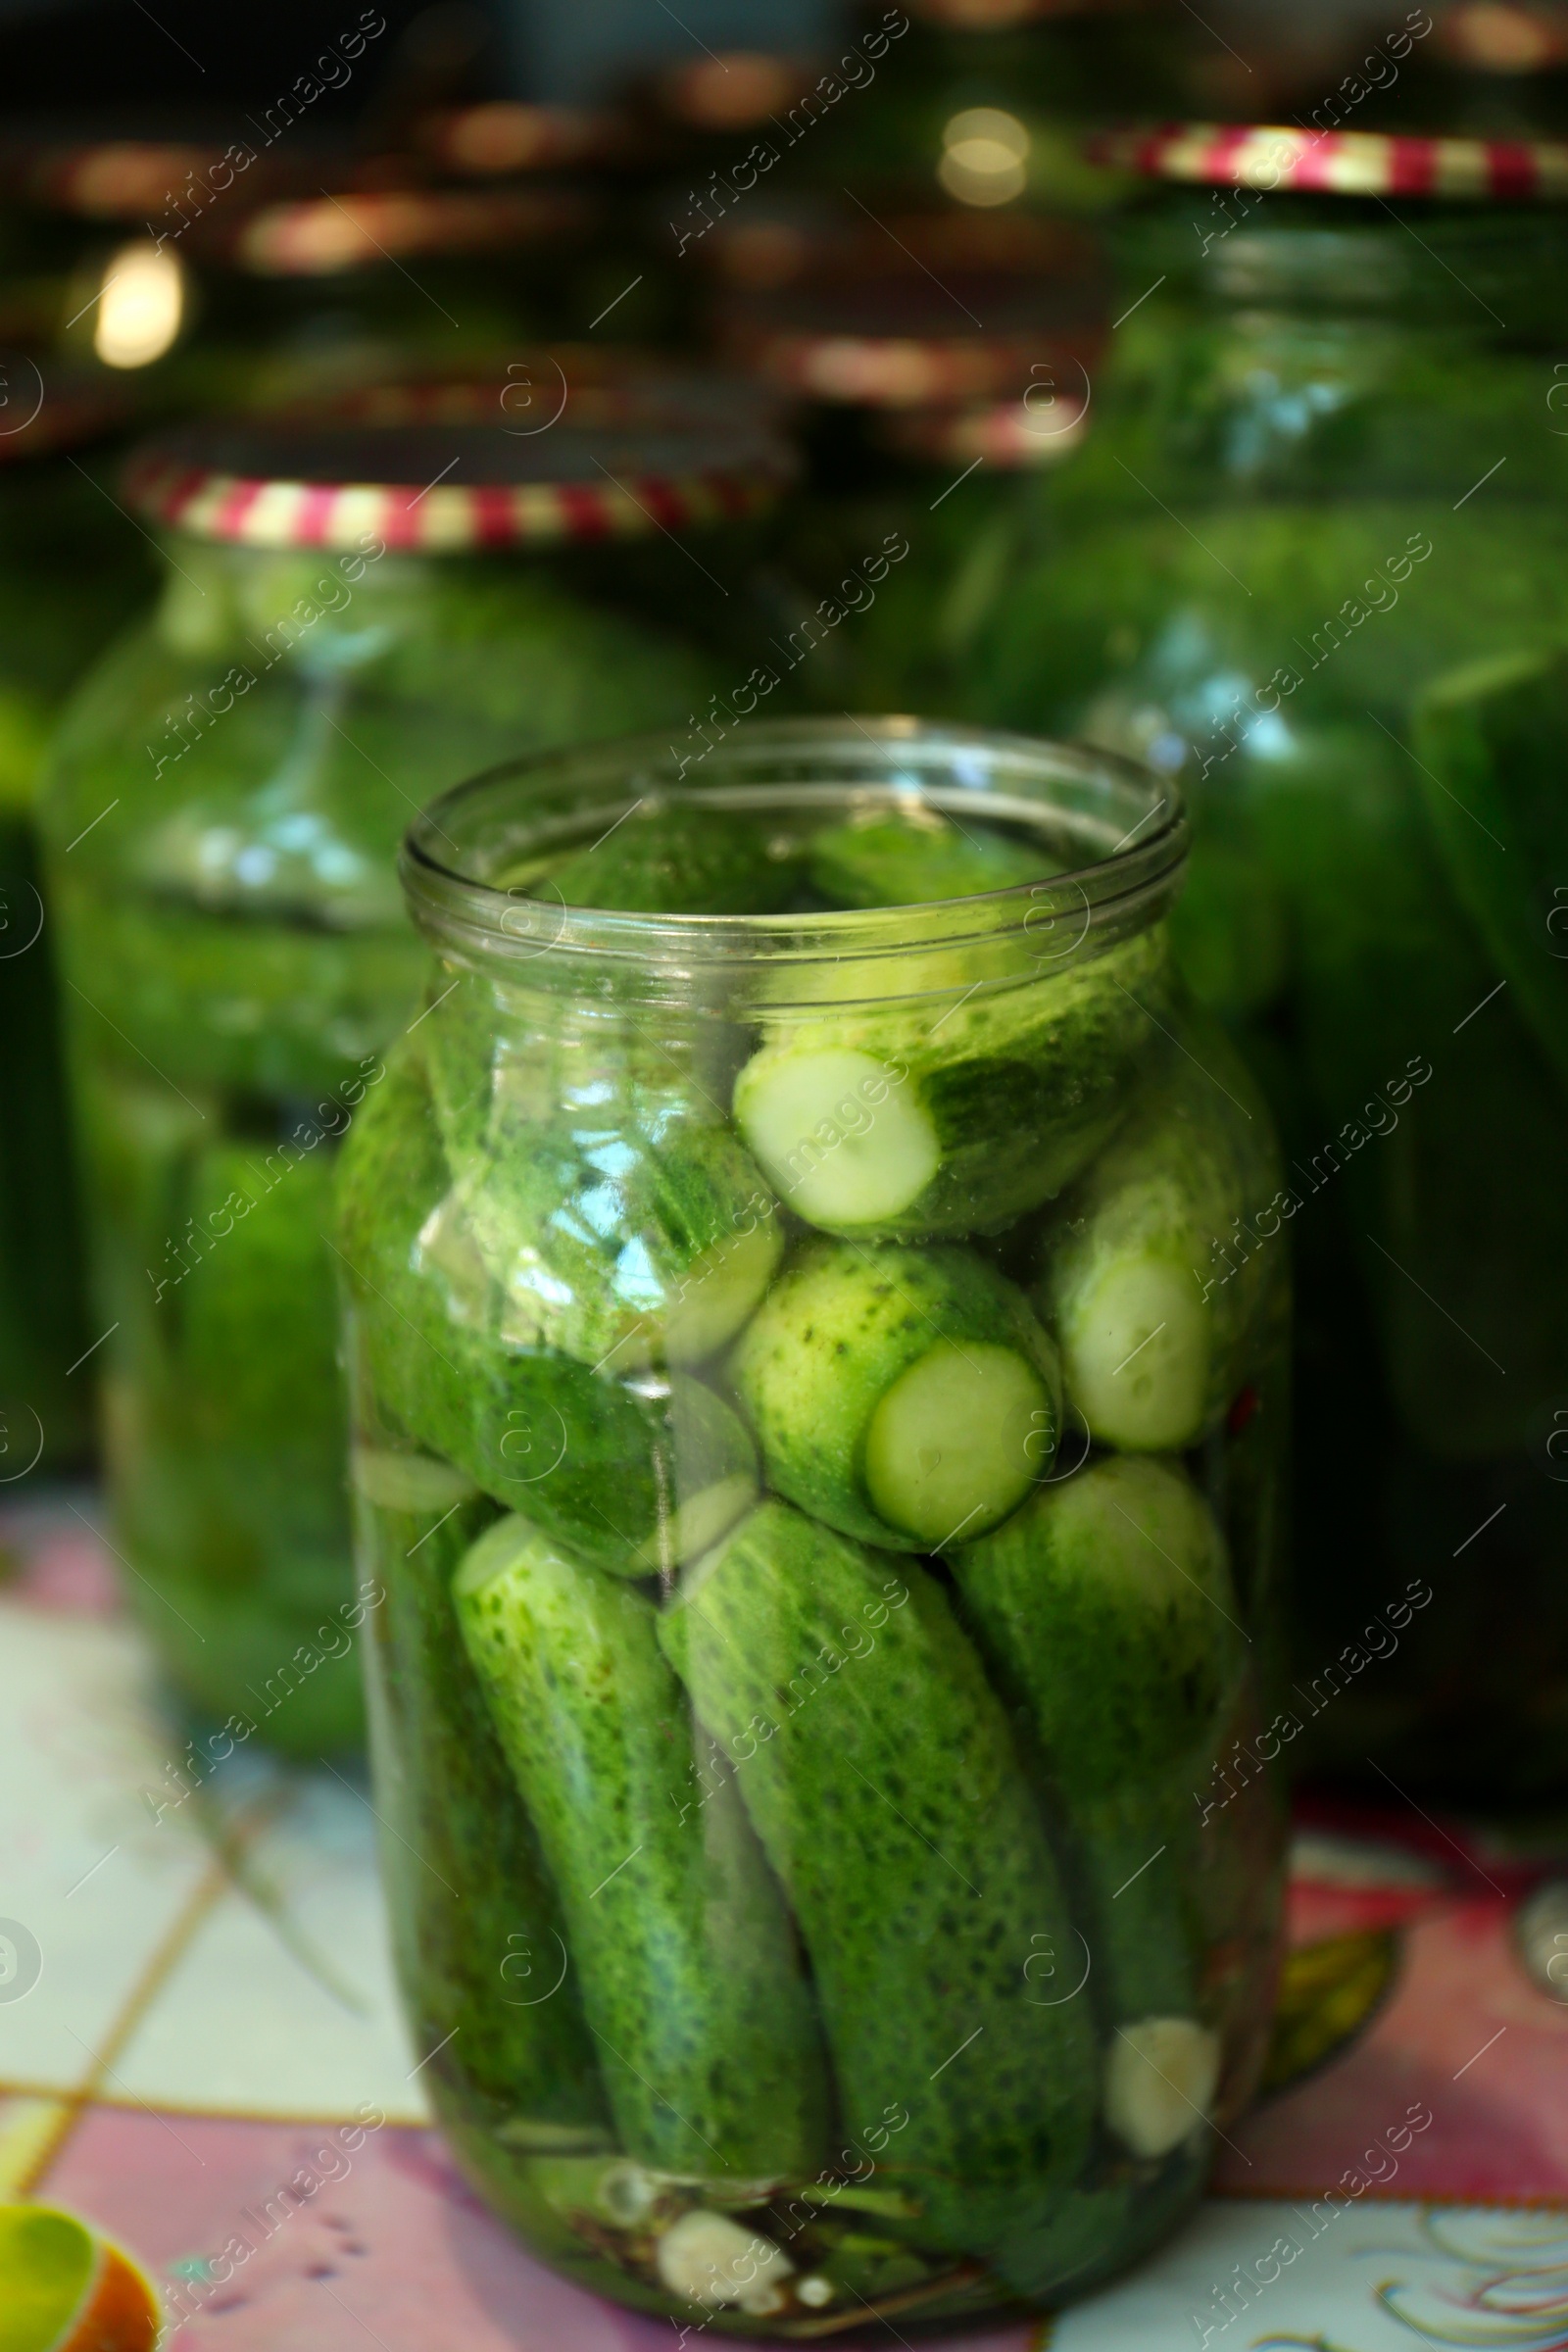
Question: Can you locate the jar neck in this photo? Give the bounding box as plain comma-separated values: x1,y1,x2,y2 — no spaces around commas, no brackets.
400,718,1185,1015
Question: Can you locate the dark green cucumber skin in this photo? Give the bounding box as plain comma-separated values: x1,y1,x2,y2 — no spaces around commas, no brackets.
733,926,1170,1246
456,1517,830,2180
659,1499,1100,2260
730,1238,1057,1552
808,812,1053,909
546,805,804,914
858,928,1170,1242
355,1480,608,2137
952,1469,1244,1794
954,1463,1251,2031
335,1044,755,1570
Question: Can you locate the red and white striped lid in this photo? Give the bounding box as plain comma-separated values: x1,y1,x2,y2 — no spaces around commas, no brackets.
122,415,793,552
1089,120,1568,200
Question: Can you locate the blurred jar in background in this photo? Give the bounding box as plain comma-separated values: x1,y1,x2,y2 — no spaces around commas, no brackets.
0,135,598,416
808,0,1200,220
711,208,1103,711
37,400,790,1754
942,121,1568,1801
0,368,150,1476
1365,2,1568,137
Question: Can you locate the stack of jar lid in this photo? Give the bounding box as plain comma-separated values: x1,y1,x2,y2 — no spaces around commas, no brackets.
712,208,1104,464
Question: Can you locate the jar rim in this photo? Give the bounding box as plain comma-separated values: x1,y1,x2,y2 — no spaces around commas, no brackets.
399,716,1186,984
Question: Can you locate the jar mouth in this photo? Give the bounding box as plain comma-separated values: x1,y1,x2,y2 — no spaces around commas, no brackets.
401,717,1186,994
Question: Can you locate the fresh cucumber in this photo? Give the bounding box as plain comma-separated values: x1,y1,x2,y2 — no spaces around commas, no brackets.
529,803,803,914
953,1456,1244,1790
336,1046,758,1573
354,1478,610,2139
1033,1027,1275,1450
454,1513,829,2180
954,1456,1241,2135
732,927,1167,1243
808,808,1059,910
451,1105,783,1373
730,1238,1060,1550
659,1499,1100,2259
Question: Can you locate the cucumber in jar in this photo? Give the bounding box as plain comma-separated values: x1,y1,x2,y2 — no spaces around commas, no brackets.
454,1512,829,2181
533,801,805,916
336,1046,759,1574
732,927,1167,1242
730,1237,1060,1551
352,1465,611,2142
659,1497,1101,2263
954,1456,1240,2157
443,1103,784,1375
807,808,1060,910
1034,1030,1275,1451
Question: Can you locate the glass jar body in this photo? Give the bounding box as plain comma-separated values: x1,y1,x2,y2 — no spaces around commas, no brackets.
936,206,1568,1798
339,726,1288,2333
0,450,151,1471
38,534,728,1753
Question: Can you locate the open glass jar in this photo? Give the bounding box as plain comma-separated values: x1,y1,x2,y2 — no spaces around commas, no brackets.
942,124,1568,1801
338,718,1287,2333
0,372,149,1475
38,408,784,1755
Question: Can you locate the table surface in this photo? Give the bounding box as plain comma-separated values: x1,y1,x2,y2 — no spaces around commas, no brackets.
5,1491,1568,2352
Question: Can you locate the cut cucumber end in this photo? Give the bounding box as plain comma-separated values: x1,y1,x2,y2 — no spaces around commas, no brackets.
1062,1258,1209,1451
734,1047,940,1233
452,1511,532,1602
628,1469,760,1573
663,1216,784,1367
352,1445,478,1515
1103,2017,1221,2160
863,1340,1049,1547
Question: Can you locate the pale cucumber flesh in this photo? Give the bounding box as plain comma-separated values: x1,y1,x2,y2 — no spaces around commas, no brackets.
1102,2017,1221,2160
626,1470,759,1573
1061,1258,1209,1451
735,1048,941,1230
863,1341,1050,1547
662,1217,782,1367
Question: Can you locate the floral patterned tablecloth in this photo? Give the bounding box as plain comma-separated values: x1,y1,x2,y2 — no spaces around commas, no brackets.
4,1493,1567,2352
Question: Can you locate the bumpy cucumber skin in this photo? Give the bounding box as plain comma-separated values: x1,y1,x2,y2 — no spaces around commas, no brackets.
730,1238,1060,1551
451,1103,782,1372
545,805,803,915
336,1045,758,1573
954,1457,1244,1792
733,927,1169,1243
1034,1024,1277,1449
455,1514,830,2181
659,1499,1100,2259
808,811,1057,909
955,1457,1246,2028
356,1480,609,2137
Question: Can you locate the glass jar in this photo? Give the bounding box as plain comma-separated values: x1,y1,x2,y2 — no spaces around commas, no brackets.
942,124,1568,1799
812,0,1194,218
711,210,1103,708
9,140,596,416
338,718,1288,2333
0,373,150,1474
38,407,787,1754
